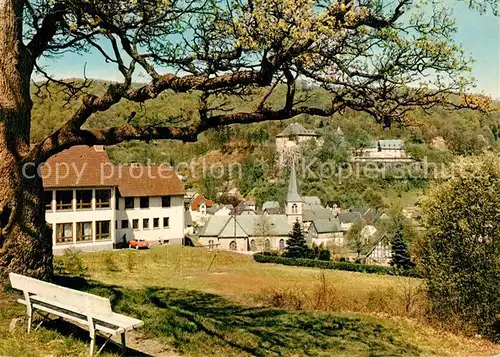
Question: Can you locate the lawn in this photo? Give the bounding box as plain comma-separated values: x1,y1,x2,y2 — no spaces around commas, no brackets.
1,245,498,356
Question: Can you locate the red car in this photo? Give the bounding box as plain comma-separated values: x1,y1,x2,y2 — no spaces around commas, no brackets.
128,239,149,250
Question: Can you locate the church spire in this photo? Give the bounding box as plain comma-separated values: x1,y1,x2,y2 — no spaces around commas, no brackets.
286,159,302,202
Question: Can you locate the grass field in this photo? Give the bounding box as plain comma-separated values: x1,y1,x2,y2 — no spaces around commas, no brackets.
1,245,499,356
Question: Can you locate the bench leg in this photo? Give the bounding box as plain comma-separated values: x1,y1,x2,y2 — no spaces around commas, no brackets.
89,329,96,356
121,332,127,355
23,291,33,333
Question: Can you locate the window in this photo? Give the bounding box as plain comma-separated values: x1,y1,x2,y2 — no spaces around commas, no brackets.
56,190,73,210
132,219,139,230
162,196,171,208
121,220,129,229
96,221,111,240
44,190,52,210
279,239,285,251
76,222,92,242
115,220,118,230
95,189,111,208
75,190,92,209
209,240,215,251
140,197,149,209
143,218,149,229
229,240,237,251
153,218,159,228
264,239,271,251
292,203,298,214
125,197,134,209
56,223,73,244
163,217,169,228
250,239,257,252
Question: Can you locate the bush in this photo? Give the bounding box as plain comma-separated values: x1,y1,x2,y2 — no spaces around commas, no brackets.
54,248,87,277
254,253,420,278
418,153,500,340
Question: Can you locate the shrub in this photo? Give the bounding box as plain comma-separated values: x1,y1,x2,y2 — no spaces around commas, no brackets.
103,253,120,272
54,248,87,277
418,153,500,340
254,253,420,278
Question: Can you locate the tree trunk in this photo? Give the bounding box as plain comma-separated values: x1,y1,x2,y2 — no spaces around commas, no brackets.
0,0,52,283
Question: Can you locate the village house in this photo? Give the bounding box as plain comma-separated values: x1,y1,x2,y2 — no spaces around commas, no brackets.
199,161,343,252
351,139,413,163
365,234,392,265
275,123,321,165
43,146,185,254
188,194,213,225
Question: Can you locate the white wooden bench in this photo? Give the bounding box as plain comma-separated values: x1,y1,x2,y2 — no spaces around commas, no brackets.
9,273,144,356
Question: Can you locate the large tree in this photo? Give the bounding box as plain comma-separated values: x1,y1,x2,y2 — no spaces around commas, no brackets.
0,0,495,281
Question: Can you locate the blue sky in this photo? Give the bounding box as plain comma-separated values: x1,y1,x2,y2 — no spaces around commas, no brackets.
38,2,499,98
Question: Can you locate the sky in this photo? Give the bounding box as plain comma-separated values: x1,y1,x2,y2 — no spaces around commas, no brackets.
38,1,500,98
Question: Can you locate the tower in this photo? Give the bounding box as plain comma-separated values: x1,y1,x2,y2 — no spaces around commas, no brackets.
285,159,303,225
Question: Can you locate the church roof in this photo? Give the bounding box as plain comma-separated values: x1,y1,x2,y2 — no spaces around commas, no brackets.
276,123,319,138
286,160,302,202
303,206,333,221
310,218,342,233
199,215,290,238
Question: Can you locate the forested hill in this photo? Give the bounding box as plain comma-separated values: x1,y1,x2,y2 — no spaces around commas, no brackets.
31,80,500,207
32,79,500,157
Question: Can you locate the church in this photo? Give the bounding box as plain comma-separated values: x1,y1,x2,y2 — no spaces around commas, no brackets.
198,161,343,252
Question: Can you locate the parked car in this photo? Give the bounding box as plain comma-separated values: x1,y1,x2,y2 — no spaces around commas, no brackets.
128,239,149,250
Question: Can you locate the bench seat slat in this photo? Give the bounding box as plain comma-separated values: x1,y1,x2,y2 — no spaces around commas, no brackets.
18,295,143,331
17,299,122,336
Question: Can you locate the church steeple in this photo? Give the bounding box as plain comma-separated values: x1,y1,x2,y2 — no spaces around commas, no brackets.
285,159,303,224
286,159,302,202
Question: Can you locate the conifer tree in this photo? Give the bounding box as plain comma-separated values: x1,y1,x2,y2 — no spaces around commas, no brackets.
390,232,414,269
284,221,309,258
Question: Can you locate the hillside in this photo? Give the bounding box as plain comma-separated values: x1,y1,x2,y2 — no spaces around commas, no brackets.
31,80,500,208
2,246,497,356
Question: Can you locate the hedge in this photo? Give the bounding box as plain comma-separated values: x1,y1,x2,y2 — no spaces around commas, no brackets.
253,253,421,278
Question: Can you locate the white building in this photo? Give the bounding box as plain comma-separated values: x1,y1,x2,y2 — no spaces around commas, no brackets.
189,194,214,226
42,146,185,254
275,123,321,166
352,139,413,163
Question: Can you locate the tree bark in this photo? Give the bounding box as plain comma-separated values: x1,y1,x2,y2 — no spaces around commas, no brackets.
0,0,51,283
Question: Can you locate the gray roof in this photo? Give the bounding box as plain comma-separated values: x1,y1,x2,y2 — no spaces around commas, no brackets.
199,215,290,238
277,123,318,138
262,201,280,211
264,207,282,215
207,204,233,215
310,218,342,233
286,160,302,202
338,212,363,224
303,207,333,221
303,196,321,207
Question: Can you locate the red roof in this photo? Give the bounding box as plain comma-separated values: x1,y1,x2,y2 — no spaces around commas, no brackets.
116,165,185,197
42,146,185,197
42,146,117,188
190,195,213,211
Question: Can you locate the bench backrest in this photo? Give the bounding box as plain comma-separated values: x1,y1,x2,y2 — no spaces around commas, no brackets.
9,273,112,317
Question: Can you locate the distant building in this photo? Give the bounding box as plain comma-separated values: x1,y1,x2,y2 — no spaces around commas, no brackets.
275,123,321,165
199,160,343,252
337,212,363,231
189,194,214,225
365,234,392,265
207,204,233,216
43,146,185,253
352,139,413,163
307,218,343,246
